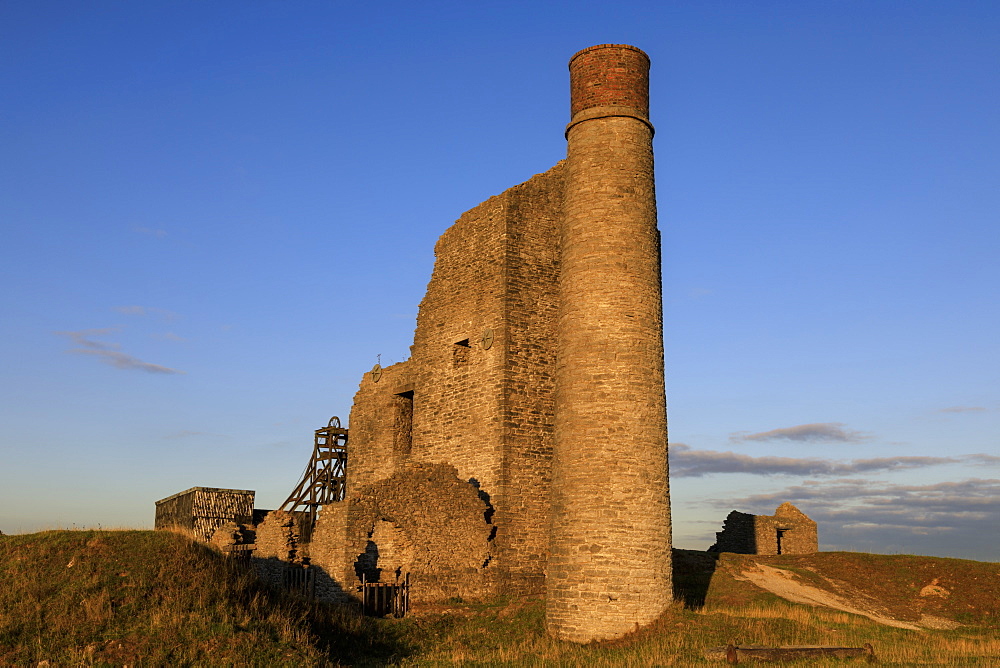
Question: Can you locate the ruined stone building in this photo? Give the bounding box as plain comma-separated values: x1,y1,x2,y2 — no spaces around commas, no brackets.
162,44,672,644
709,502,818,556
289,44,673,643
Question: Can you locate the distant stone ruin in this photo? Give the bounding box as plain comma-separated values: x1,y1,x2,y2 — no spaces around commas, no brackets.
709,502,818,555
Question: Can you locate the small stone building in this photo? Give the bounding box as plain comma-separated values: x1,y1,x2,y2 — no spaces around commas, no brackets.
709,502,818,555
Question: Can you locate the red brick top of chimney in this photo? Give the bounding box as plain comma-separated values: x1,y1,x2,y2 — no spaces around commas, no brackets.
568,44,649,119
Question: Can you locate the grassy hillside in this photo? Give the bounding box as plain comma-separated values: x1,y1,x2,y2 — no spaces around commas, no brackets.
0,530,404,666
1,531,997,666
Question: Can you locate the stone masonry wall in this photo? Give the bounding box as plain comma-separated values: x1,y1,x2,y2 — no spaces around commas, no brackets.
253,510,307,597
343,165,565,595
757,502,818,555
406,189,509,498
709,511,758,554
309,462,494,603
344,361,413,489
254,510,304,562
494,163,563,593
710,503,818,555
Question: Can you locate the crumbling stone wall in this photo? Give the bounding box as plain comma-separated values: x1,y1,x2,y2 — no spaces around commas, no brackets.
253,510,308,592
344,361,414,487
208,521,253,551
255,510,305,562
710,502,818,555
709,510,758,553
309,462,494,603
343,165,565,596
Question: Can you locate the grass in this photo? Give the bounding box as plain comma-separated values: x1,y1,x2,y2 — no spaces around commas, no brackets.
1,531,997,665
0,530,407,666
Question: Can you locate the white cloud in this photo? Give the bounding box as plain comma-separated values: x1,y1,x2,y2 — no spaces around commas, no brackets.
730,422,869,444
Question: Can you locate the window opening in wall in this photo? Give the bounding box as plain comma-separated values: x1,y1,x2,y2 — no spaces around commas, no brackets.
453,339,471,368
394,390,414,455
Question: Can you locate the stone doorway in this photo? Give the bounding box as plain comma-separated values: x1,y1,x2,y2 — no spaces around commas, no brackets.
354,519,414,584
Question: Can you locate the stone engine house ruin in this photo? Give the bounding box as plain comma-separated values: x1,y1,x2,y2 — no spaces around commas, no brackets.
709,503,818,556
158,44,673,643
316,43,673,643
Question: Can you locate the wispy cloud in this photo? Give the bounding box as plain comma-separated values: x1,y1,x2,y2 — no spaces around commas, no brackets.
671,443,994,478
155,332,188,342
55,329,184,375
937,406,988,414
164,430,227,439
730,422,869,444
55,327,122,350
71,349,184,374
133,226,167,238
965,453,1000,465
112,305,178,321
114,306,146,316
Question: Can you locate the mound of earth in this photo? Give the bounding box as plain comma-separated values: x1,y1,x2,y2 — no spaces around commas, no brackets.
706,551,999,630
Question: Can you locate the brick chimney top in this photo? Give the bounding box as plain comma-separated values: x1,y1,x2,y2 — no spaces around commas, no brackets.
568,44,650,120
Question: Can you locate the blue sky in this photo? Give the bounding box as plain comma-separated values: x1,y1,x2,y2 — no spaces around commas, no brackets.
1,1,997,560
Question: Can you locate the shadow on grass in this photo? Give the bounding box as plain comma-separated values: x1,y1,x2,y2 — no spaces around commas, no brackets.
197,543,415,666
306,603,414,667
672,548,720,610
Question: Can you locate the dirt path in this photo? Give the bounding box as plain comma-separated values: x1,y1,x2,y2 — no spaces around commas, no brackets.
735,563,944,630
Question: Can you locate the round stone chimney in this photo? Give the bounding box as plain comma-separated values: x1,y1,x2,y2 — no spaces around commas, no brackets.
548,44,672,643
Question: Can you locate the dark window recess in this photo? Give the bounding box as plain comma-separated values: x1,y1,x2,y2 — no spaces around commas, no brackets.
453,339,471,367
393,391,414,455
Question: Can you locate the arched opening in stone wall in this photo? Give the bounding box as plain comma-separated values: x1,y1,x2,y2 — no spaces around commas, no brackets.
354,540,379,582
353,519,414,583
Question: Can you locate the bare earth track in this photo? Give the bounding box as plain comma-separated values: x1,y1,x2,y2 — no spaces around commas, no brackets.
736,562,960,630
697,549,1000,635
